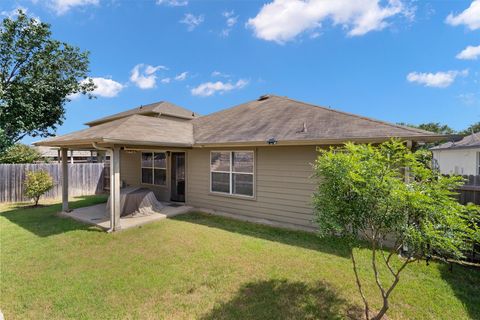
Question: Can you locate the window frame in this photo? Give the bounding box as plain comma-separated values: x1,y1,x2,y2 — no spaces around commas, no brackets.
477,151,480,175
141,151,167,186
210,150,255,199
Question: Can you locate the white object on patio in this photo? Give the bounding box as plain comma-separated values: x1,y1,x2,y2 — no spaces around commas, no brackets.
62,202,192,230
106,186,165,218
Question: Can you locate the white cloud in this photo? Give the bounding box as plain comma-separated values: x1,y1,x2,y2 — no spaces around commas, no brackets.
161,78,171,84
130,64,168,89
247,0,413,43
191,79,248,97
88,77,124,97
69,77,124,99
221,10,239,37
180,13,204,31
211,71,230,78
456,45,480,60
223,10,238,27
406,70,469,88
49,0,99,15
446,0,480,30
175,72,188,81
458,92,479,106
156,0,188,6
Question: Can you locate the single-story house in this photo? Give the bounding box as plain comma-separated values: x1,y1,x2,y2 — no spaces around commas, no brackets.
431,132,480,175
35,95,443,231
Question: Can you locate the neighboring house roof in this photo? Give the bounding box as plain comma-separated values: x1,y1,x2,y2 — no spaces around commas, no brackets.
84,101,198,126
35,95,444,148
193,95,436,145
35,146,92,157
38,115,194,147
431,132,480,151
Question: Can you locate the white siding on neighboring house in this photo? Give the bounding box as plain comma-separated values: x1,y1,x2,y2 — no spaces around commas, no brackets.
432,148,480,175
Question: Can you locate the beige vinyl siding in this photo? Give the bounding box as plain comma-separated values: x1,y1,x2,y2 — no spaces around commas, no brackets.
120,150,171,201
186,146,319,230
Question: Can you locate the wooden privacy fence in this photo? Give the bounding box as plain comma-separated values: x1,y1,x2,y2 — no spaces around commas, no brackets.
458,175,480,205
0,163,105,203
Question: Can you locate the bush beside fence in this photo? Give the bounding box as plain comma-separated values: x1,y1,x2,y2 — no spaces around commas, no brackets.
0,163,105,203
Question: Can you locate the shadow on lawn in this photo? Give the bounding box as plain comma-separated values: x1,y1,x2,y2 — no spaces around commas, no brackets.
173,212,353,258
201,279,362,320
439,263,480,319
0,196,107,237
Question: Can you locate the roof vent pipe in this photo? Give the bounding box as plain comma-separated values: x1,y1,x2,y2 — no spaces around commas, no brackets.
296,121,308,134
267,137,278,145
258,94,270,101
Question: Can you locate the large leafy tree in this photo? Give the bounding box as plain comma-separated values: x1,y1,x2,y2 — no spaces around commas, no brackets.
0,10,94,152
313,140,478,320
397,122,455,135
0,143,43,163
459,122,480,136
397,122,456,149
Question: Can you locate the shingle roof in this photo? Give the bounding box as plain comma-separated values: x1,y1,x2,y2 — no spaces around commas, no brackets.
37,115,193,147
192,95,438,144
36,95,444,148
431,132,480,150
84,101,198,126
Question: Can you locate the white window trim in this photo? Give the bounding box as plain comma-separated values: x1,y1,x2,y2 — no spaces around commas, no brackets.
210,150,255,199
141,151,167,186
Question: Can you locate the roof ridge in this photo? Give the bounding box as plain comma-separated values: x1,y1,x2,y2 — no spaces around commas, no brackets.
192,99,260,122
278,96,434,136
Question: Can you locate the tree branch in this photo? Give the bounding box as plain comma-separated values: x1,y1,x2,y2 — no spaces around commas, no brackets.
371,240,387,299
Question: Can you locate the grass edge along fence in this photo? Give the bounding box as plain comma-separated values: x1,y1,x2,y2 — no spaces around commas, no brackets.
0,163,105,203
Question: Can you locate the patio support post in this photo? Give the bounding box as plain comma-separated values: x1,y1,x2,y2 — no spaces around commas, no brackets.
110,146,121,231
61,148,69,212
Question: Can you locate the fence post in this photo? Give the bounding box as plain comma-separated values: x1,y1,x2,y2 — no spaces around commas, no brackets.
61,148,70,212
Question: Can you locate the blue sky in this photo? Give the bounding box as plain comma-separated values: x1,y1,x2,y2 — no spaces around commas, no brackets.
1,0,479,144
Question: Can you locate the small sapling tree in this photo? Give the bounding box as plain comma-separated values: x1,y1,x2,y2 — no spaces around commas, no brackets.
24,170,54,206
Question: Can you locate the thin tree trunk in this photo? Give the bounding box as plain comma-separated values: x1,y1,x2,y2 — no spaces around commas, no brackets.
370,242,388,319
351,250,370,320
371,252,415,320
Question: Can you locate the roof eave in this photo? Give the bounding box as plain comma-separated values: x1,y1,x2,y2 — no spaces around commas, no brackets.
102,139,193,147
192,134,448,147
84,111,155,126
431,145,480,151
34,137,193,148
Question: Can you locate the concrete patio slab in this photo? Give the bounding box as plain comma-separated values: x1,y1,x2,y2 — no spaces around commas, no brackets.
60,202,193,230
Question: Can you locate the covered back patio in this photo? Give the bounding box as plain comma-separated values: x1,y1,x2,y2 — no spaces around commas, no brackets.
35,115,194,231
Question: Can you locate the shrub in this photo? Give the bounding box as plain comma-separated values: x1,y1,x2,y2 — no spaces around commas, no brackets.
0,144,43,163
24,170,54,206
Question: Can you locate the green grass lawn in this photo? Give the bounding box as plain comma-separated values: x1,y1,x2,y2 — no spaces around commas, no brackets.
1,195,479,320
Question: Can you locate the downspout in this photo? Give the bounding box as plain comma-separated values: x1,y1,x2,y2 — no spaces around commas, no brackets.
92,142,115,232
